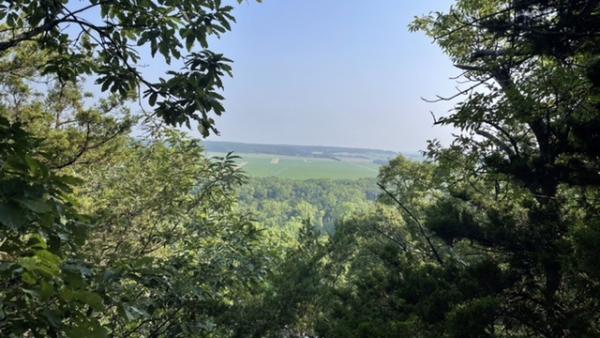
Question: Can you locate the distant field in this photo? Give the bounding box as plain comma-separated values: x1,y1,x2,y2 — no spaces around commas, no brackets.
203,141,419,180
207,152,380,179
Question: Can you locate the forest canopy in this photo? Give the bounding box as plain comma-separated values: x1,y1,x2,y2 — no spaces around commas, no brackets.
1,0,600,337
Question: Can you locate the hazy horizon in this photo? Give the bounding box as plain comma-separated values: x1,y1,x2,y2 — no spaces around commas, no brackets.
201,0,459,151
133,1,460,151
202,139,405,154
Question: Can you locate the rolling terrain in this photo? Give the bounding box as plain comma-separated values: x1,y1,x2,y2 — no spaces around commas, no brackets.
203,141,418,179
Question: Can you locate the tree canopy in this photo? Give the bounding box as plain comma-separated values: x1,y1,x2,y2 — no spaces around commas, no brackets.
1,0,600,337
0,0,260,135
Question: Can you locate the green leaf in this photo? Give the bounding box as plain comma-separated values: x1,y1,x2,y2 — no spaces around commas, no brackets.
19,250,61,278
27,234,48,250
21,271,37,285
24,156,41,176
39,212,54,227
122,304,149,321
39,280,55,301
59,175,84,186
149,92,158,106
74,291,104,311
0,204,27,228
186,34,194,51
66,320,108,338
100,79,111,92
43,309,62,328
17,198,52,213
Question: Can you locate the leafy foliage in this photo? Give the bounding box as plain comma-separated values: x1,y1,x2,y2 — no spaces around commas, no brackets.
0,0,259,136
0,116,101,336
238,177,378,234
408,1,600,336
2,0,600,337
75,131,268,337
234,1,600,337
0,12,271,335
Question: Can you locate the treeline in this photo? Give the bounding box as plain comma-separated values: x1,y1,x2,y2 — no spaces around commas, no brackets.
1,0,600,337
204,141,398,162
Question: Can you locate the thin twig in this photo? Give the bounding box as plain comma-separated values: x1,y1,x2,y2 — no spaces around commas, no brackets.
377,183,444,265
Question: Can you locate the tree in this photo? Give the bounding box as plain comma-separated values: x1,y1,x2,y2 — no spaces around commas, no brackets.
0,42,133,170
0,84,272,336
0,46,124,334
0,2,273,334
75,131,269,337
0,0,258,136
238,178,378,234
0,115,104,336
268,1,600,336
407,0,600,336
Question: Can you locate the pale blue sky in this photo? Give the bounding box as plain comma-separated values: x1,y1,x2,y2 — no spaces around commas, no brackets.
123,0,459,152
195,0,459,152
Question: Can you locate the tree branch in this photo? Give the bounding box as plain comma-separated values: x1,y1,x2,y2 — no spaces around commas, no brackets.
377,183,444,265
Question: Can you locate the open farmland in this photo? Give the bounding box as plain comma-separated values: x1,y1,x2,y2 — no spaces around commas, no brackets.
203,141,422,179
207,152,381,179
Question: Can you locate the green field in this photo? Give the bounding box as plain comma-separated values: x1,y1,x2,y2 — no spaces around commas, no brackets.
208,152,380,179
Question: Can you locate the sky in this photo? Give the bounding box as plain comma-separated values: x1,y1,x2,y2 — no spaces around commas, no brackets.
156,1,460,152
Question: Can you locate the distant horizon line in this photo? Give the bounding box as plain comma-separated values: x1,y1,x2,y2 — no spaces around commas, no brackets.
202,139,420,154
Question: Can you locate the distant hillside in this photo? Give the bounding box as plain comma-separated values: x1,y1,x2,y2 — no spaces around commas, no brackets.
202,141,419,161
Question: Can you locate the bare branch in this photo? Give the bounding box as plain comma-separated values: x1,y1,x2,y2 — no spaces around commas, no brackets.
421,76,492,103
475,128,516,158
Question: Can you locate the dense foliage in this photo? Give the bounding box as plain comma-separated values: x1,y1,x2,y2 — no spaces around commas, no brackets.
0,0,258,136
0,1,270,335
0,47,272,335
259,1,600,337
238,178,378,234
1,0,600,337
233,1,600,337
